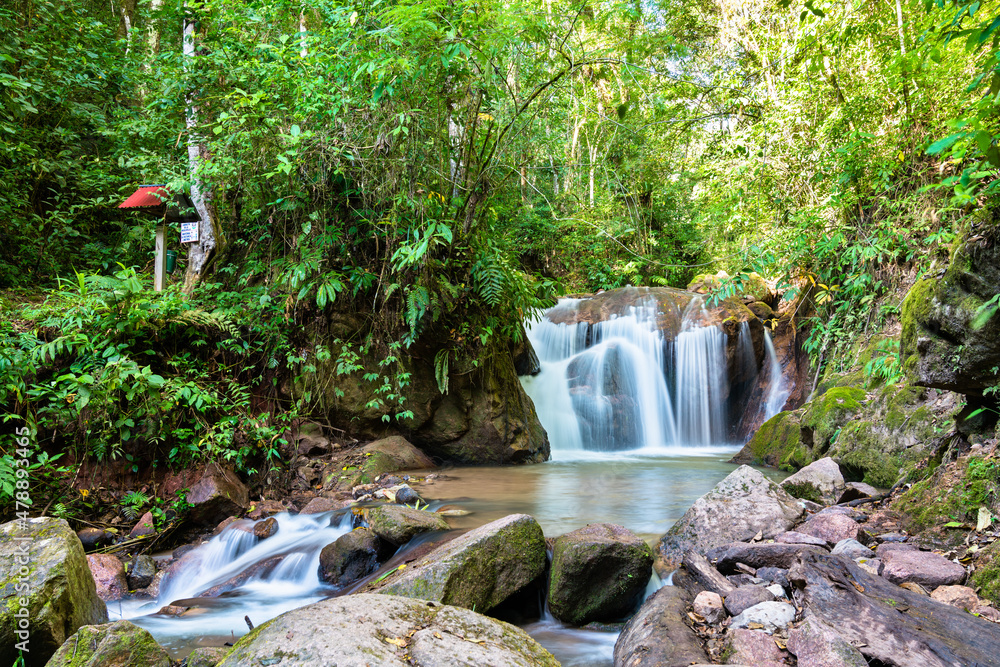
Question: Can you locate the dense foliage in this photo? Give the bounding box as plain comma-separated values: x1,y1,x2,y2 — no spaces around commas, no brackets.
1,0,998,513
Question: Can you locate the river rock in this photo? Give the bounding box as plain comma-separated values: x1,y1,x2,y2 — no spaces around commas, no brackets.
715,542,825,573
724,585,775,616
780,457,846,505
187,463,250,526
756,567,790,588
127,554,156,590
217,593,558,666
831,538,874,560
775,531,828,547
613,586,709,667
657,466,805,568
86,553,127,601
129,511,156,538
45,620,171,667
367,505,449,545
0,518,108,667
253,517,278,539
693,591,726,624
875,541,917,558
300,497,341,514
366,513,546,612
364,435,436,472
186,646,232,667
724,628,789,666
197,555,285,598
319,527,384,586
547,523,653,625
76,527,113,551
796,513,863,546
392,484,421,505
837,481,881,504
931,584,979,611
729,601,796,633
880,549,965,588
786,610,868,667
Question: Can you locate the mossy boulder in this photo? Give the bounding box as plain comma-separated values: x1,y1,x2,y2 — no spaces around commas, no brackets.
800,386,866,455
217,594,559,667
0,517,108,667
186,646,232,667
365,513,546,612
893,453,1000,539
366,505,449,546
732,409,807,469
44,620,171,667
971,540,1000,605
547,523,653,625
900,218,1000,395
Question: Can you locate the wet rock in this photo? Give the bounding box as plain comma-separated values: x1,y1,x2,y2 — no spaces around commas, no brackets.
837,481,881,504
367,505,449,546
786,610,867,667
76,527,113,551
217,593,559,667
300,497,342,514
45,620,171,667
657,466,805,569
831,538,874,560
319,527,384,586
796,513,863,546
780,457,846,505
715,542,825,573
775,531,828,548
247,499,288,520
186,646,232,667
141,570,166,598
880,549,965,588
363,435,436,472
366,513,545,613
729,601,796,633
127,554,156,590
724,628,789,666
253,517,278,539
724,585,775,616
613,586,710,667
931,584,980,611
187,463,250,526
0,517,108,666
755,567,790,588
129,511,156,538
693,591,726,624
86,553,127,601
213,516,239,534
197,556,285,598
392,484,421,505
547,523,653,625
156,605,190,616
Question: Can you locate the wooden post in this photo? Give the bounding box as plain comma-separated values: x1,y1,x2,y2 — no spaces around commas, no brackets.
154,224,166,291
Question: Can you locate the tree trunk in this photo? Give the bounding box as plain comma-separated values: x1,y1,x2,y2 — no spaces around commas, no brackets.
182,8,217,294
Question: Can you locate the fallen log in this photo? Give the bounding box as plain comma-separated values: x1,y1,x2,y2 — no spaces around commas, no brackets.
681,551,735,597
613,586,709,667
789,551,1000,667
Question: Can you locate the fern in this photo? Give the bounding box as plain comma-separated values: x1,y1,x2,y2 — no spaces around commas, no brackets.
120,490,151,521
170,309,241,339
434,349,449,395
472,254,506,307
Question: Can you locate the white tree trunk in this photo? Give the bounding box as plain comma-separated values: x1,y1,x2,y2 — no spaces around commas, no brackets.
183,10,216,293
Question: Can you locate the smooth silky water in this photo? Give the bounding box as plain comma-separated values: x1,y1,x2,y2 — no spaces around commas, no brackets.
115,293,788,666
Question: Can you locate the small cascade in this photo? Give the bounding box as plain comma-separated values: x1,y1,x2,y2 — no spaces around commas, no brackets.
763,329,790,419
523,294,738,454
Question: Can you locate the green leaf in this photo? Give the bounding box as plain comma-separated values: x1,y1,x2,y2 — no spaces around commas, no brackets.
927,132,965,155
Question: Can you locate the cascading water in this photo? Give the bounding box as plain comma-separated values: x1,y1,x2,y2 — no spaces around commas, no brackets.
522,295,731,454
763,329,790,419
118,511,353,649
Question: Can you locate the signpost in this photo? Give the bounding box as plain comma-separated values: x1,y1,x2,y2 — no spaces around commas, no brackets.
154,225,166,291
180,221,200,244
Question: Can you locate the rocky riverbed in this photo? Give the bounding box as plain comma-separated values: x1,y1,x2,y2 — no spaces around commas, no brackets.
5,451,1000,667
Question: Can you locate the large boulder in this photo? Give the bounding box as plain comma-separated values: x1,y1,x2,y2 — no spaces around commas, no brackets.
901,218,1000,396
303,312,550,465
367,505,449,546
547,523,653,625
0,517,108,667
657,466,805,569
186,463,250,526
86,554,127,601
613,586,709,667
44,620,171,667
217,594,559,666
318,527,385,586
362,435,436,473
365,513,546,612
780,457,846,505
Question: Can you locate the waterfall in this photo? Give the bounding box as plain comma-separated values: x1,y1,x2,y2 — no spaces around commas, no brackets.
763,329,789,419
522,295,731,454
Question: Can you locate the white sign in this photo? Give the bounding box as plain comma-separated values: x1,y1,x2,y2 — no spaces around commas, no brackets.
180,222,199,243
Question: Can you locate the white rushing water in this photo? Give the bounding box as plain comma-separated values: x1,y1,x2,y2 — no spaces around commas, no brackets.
763,329,790,419
522,295,731,455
